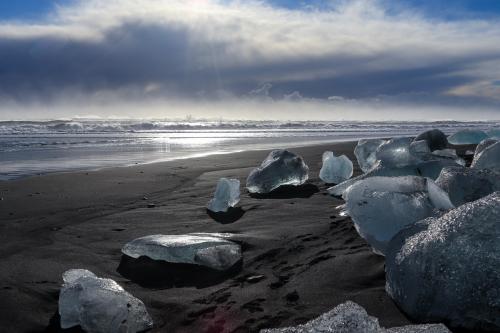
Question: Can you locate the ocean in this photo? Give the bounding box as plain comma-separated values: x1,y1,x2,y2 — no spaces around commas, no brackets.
0,119,498,180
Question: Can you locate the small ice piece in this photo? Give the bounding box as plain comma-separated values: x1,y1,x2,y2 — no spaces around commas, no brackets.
246,150,309,193
59,269,153,333
260,301,450,333
471,140,500,171
413,129,448,151
385,192,500,331
436,166,500,206
431,149,465,166
328,159,459,196
207,178,240,212
447,129,488,145
122,234,241,271
343,176,454,255
354,138,387,173
474,138,498,157
375,137,416,168
319,151,353,184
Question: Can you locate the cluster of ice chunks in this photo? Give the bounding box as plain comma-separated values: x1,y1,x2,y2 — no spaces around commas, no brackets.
260,301,450,333
354,138,387,173
207,178,240,212
122,233,242,271
343,176,454,255
319,151,353,184
59,269,153,333
246,149,309,193
471,140,500,172
447,129,488,145
435,166,500,206
385,192,500,331
413,129,448,151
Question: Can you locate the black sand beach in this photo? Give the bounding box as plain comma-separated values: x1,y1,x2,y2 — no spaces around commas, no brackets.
0,141,412,332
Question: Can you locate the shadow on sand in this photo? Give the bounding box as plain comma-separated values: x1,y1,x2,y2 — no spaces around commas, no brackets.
249,183,319,199
206,207,245,224
117,255,242,289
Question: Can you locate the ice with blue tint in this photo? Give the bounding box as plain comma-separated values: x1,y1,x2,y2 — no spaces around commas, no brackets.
319,151,353,184
260,301,450,333
472,141,500,171
246,149,309,193
328,159,459,196
413,129,448,151
386,192,500,332
59,269,153,333
207,178,240,212
474,138,497,156
375,137,416,168
122,234,241,271
343,176,454,255
409,140,430,154
354,138,387,173
487,128,500,138
436,166,500,206
447,129,488,145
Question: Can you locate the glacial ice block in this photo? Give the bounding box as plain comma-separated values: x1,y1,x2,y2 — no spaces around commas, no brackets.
435,166,500,206
386,192,500,331
375,137,416,168
413,129,448,151
343,176,454,255
59,269,153,333
471,141,500,171
447,129,488,145
122,234,241,271
474,138,498,156
246,150,309,193
207,178,240,212
319,151,353,184
260,301,450,333
354,138,387,173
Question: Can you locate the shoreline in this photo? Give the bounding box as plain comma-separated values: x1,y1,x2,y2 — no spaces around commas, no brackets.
0,141,412,332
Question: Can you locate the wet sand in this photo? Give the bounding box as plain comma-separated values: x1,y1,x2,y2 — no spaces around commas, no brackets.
0,142,412,332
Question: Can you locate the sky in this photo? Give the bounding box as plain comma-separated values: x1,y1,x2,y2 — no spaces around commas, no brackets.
0,0,500,120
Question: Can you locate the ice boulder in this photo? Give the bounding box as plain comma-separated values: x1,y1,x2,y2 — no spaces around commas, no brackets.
474,138,498,156
260,301,450,333
343,176,454,255
413,129,448,151
246,150,309,193
448,129,488,145
436,166,500,206
354,138,387,173
472,141,500,171
58,269,153,333
319,151,353,184
207,178,240,212
375,137,416,168
122,234,241,271
386,192,500,331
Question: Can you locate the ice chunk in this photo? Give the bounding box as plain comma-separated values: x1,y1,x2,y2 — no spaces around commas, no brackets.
386,192,500,331
375,137,416,168
59,269,153,333
409,140,431,154
447,129,488,145
436,166,500,206
319,151,353,184
246,150,309,193
207,178,240,212
431,149,465,166
471,140,500,171
122,234,241,271
343,176,454,255
413,129,448,151
487,128,500,138
328,159,459,197
354,138,387,173
474,138,497,156
260,301,450,333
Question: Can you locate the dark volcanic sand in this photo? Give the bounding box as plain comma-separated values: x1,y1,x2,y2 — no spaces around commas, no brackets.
0,142,412,333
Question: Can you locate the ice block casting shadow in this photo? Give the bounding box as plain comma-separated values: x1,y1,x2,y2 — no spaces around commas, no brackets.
249,183,319,199
206,207,245,224
117,255,243,289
